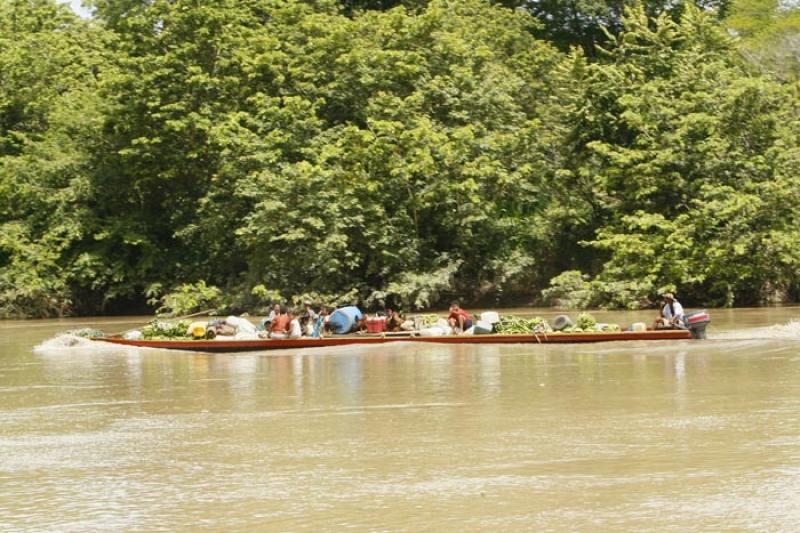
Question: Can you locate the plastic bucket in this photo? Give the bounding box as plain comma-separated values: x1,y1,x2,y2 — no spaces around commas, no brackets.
366,317,386,333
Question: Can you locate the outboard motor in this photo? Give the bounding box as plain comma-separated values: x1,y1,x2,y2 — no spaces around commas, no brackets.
684,310,711,339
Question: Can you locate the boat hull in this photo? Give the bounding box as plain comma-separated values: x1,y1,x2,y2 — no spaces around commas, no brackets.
94,330,692,353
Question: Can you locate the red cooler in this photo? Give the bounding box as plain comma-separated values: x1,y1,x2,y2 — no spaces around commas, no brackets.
366,317,386,333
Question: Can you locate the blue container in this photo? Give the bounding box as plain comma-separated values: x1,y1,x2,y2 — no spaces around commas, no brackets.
328,306,363,334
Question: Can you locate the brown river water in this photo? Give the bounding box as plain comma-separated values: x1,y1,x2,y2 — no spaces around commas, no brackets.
2,308,800,531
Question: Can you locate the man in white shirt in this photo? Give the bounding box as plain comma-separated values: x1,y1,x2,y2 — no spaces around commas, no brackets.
654,292,685,329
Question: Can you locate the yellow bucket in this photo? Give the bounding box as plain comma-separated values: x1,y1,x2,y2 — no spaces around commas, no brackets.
186,321,209,339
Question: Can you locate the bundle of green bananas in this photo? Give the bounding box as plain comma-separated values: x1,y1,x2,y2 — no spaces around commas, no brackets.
495,315,552,335
142,319,191,339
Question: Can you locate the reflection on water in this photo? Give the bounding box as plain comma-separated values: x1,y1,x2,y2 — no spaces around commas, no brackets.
2,309,800,530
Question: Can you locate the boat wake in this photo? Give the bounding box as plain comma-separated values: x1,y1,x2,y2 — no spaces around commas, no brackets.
711,320,800,341
33,334,135,356
34,334,95,351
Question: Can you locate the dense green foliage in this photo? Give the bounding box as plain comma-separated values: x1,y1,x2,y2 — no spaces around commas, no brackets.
499,0,732,52
566,5,800,307
727,0,800,80
0,0,798,316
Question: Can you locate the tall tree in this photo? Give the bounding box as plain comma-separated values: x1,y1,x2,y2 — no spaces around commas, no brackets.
495,0,732,52
0,0,108,316
568,4,800,306
725,0,800,80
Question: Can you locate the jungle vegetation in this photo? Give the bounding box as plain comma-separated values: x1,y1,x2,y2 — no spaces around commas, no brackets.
1,0,799,316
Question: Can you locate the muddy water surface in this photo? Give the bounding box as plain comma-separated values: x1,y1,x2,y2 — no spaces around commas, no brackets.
2,308,800,531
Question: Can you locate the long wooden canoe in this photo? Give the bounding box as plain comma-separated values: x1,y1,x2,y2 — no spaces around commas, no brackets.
94,329,692,353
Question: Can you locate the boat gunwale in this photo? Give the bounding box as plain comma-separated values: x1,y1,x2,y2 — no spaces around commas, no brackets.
92,330,692,352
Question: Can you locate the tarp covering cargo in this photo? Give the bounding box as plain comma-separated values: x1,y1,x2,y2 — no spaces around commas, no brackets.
328,306,363,334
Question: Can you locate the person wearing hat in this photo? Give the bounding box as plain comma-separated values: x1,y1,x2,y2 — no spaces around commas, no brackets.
654,292,685,329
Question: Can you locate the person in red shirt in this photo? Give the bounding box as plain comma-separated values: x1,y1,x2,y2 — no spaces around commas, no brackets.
448,301,473,334
270,305,291,339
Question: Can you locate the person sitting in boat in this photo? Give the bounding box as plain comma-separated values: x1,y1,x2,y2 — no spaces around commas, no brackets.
260,303,281,331
448,301,473,334
385,307,404,332
299,315,313,337
310,307,329,338
288,308,303,339
654,292,685,329
303,302,318,322
269,305,291,339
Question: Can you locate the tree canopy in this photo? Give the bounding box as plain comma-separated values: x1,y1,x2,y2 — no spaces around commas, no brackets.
0,0,799,316
726,0,800,80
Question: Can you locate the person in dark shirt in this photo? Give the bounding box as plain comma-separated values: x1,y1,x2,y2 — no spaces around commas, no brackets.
385,307,404,332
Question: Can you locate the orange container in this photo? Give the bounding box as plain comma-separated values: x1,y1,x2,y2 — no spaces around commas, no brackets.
366,317,386,333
